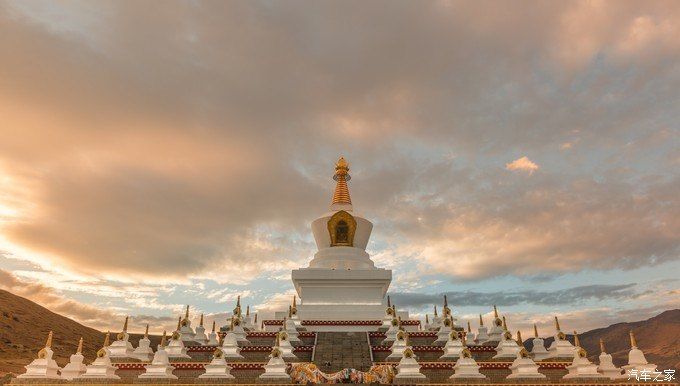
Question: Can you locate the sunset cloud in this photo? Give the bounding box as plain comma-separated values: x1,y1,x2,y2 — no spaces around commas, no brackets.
505,156,539,174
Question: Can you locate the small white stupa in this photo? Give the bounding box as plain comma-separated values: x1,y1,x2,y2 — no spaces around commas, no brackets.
133,324,154,361
563,331,606,379
17,331,61,380
276,330,297,360
431,305,440,329
476,314,489,343
258,336,290,381
108,316,135,359
450,338,486,380
165,328,190,359
199,347,235,380
423,314,431,331
139,331,177,380
382,312,400,345
507,338,546,380
530,324,550,361
433,317,453,346
439,330,464,360
597,338,625,379
546,316,576,358
284,314,301,345
230,296,249,344
493,318,521,359
61,337,87,380
193,314,208,345
622,331,657,373
179,305,196,342
486,305,504,343
441,295,457,327
465,321,476,343
382,296,395,326
243,306,255,330
207,320,219,346
221,329,245,360
79,333,120,380
394,347,427,383
386,330,408,361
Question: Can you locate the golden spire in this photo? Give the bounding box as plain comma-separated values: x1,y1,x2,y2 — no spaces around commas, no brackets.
467,321,472,332
554,316,561,331
45,331,53,348
516,330,523,346
533,324,538,338
77,337,83,354
600,338,606,353
246,306,250,317
288,305,292,317
502,316,508,331
199,314,204,326
144,324,149,338
236,295,241,307
123,316,129,332
160,331,167,348
331,157,352,206
493,305,498,317
185,305,190,318
479,314,484,326
292,295,297,308
425,314,429,323
176,316,181,331
387,296,391,308
104,331,110,347
434,305,438,317
573,331,580,347
254,314,258,323
444,295,448,307
211,320,216,333
629,330,637,348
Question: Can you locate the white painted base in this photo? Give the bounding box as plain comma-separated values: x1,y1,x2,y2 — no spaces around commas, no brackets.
17,357,61,380
530,338,550,361
564,357,607,379
450,358,486,379
598,353,625,379
79,357,120,380
259,356,290,380
199,358,235,379
507,357,546,379
60,354,87,380
395,356,426,379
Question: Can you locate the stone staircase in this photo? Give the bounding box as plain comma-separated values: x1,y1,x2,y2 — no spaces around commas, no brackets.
312,332,373,372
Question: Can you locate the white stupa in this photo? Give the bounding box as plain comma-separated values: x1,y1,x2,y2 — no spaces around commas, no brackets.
229,297,249,344
433,317,453,346
382,296,395,326
382,314,400,345
507,344,546,380
622,331,657,373
465,321,476,343
386,330,408,361
597,339,625,379
108,316,135,359
139,332,177,380
220,330,245,360
165,330,190,359
79,333,120,380
291,157,392,321
450,341,486,380
199,348,235,379
486,306,504,343
193,313,208,345
546,316,576,358
17,331,61,380
394,347,427,383
243,306,255,330
61,337,87,380
530,324,550,361
178,305,196,342
284,316,301,345
476,314,489,343
493,322,522,359
563,332,606,379
258,337,290,381
207,320,219,346
441,295,457,328
133,324,154,361
439,330,465,360
276,330,297,360
423,314,432,331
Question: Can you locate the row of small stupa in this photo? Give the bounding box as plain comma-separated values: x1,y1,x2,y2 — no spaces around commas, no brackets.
15,295,660,383
379,296,659,381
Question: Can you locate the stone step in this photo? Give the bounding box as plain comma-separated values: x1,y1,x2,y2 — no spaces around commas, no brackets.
312,332,372,372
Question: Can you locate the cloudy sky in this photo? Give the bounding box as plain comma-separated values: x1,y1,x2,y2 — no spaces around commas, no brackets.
0,0,678,338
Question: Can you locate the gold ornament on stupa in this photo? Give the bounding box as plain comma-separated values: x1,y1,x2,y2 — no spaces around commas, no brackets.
37,331,53,359
331,157,352,206
574,331,587,357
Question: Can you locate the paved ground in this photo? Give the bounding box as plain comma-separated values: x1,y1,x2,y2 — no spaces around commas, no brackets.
312,332,373,372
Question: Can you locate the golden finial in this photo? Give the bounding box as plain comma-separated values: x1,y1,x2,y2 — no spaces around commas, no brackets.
534,324,538,338
434,305,438,317
502,316,508,331
103,331,110,347
387,296,391,308
246,306,250,317
160,331,167,348
493,305,498,317
77,337,83,354
425,314,429,324
573,331,580,347
176,316,181,330
211,320,216,333
462,333,467,346
275,331,281,347
404,332,409,347
517,330,523,346
554,316,561,331
230,317,234,329
96,332,109,358
629,330,637,348
479,314,484,326
600,338,606,353
236,295,241,307
444,295,448,307
292,295,297,308
288,305,292,317
254,314,258,323
467,321,472,332
45,331,53,348
185,305,190,318
123,316,129,332
331,157,352,206
144,324,149,338
200,314,204,327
